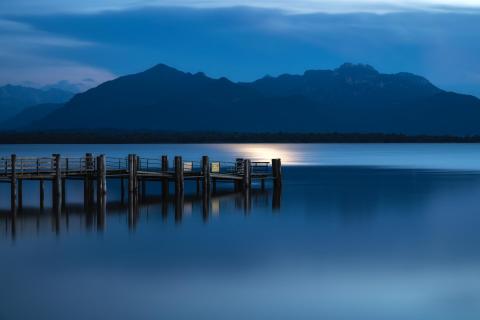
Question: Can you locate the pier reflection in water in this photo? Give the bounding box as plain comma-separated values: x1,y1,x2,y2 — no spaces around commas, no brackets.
0,179,281,238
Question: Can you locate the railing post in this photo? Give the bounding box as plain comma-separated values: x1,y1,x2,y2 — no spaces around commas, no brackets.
202,155,210,194
10,154,17,215
174,156,184,195
243,159,251,190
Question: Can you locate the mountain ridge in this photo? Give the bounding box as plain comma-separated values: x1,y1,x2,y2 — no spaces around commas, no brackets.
14,63,480,135
0,85,74,122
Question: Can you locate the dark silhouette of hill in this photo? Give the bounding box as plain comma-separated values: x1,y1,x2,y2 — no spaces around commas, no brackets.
0,85,73,122
1,103,63,130
25,63,480,135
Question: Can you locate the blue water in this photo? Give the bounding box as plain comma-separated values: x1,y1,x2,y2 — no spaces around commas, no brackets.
1,144,480,320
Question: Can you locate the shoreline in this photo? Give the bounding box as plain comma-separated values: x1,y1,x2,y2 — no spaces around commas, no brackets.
1,131,480,144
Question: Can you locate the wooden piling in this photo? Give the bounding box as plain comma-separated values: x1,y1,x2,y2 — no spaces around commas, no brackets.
202,155,210,194
96,155,107,200
62,158,68,208
10,154,17,215
128,154,135,194
18,179,23,212
235,158,244,191
53,154,62,213
134,155,140,193
174,156,184,195
95,155,107,230
141,180,146,199
84,153,93,209
174,191,184,223
243,159,251,190
272,183,282,211
202,187,210,221
161,155,169,196
120,177,125,203
61,177,66,209
39,179,45,210
272,158,282,187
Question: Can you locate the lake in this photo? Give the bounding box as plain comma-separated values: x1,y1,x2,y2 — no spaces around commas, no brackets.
1,143,480,320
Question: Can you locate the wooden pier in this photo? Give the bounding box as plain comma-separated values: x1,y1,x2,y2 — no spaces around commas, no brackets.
0,154,282,215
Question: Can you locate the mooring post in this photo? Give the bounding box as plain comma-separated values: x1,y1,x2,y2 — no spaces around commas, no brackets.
39,179,45,210
142,179,146,200
174,156,184,195
202,186,210,222
161,194,168,222
18,178,23,212
96,154,107,230
85,153,93,171
201,155,210,194
120,177,125,204
272,158,282,187
174,191,184,224
134,155,139,193
271,159,282,211
84,153,93,209
235,158,244,191
244,185,251,214
96,155,107,201
128,154,135,194
10,154,17,215
62,158,68,208
272,182,282,211
161,155,169,196
243,159,251,190
53,154,62,213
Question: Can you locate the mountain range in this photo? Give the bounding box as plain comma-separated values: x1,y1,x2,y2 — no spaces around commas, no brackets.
0,85,73,123
3,63,480,135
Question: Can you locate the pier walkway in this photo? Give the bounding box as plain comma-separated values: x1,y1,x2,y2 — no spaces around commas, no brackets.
0,154,282,214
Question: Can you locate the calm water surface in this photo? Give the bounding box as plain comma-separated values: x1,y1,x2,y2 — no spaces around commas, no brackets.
1,144,480,320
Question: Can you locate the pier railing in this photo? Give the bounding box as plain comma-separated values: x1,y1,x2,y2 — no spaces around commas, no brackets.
1,154,282,216
0,154,281,181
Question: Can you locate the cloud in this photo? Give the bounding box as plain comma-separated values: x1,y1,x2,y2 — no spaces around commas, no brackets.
1,0,480,15
0,18,114,88
1,6,480,96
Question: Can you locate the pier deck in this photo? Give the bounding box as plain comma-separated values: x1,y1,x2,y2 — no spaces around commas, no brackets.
0,153,282,215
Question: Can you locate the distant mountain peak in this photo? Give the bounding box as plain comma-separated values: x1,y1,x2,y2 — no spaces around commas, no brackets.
335,63,379,75
144,63,184,75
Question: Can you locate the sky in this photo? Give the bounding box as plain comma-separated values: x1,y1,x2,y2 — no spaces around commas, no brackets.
0,0,479,95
